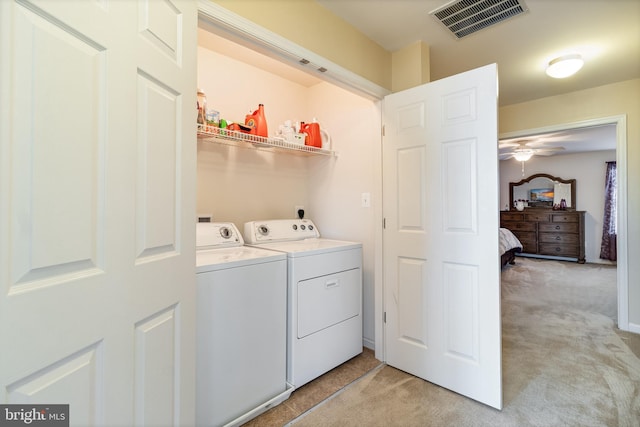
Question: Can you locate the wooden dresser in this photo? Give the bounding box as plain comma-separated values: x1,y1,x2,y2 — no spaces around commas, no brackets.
500,209,585,263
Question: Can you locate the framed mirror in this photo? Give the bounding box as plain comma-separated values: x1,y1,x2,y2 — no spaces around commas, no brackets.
509,173,576,210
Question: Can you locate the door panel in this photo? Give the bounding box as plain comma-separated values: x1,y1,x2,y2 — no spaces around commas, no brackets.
383,64,501,409
9,0,106,292
135,73,180,260
442,139,477,231
443,263,479,362
134,306,180,426
397,257,427,347
397,146,426,229
0,0,197,425
6,343,102,426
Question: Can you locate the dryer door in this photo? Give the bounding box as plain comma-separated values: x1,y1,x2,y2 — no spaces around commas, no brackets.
297,268,361,338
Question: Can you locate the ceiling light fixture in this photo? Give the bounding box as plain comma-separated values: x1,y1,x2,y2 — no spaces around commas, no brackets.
545,54,584,78
513,150,534,162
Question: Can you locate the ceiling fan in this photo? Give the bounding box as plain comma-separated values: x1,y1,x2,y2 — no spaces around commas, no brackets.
498,139,565,161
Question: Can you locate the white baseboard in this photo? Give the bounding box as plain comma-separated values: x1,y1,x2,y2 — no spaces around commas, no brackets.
628,322,640,335
362,337,375,351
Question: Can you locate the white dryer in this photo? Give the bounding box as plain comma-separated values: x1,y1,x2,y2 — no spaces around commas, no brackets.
196,222,292,427
243,219,363,389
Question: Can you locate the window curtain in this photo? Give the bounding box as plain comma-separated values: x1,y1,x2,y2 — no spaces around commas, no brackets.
600,161,617,261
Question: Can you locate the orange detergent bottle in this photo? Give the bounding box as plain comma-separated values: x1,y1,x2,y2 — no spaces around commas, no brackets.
301,122,322,148
245,104,268,137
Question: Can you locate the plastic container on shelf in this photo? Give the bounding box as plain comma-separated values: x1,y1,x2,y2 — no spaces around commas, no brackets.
206,109,220,126
245,104,268,137
197,89,207,124
300,122,321,148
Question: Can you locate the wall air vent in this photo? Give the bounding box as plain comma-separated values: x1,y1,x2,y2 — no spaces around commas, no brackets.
430,0,528,39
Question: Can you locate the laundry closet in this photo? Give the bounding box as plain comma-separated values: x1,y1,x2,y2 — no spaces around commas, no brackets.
196,22,380,352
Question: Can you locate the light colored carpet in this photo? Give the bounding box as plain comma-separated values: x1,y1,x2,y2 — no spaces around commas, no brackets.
290,258,640,427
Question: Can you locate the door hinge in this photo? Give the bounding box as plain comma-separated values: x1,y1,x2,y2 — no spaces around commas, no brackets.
383,218,386,229
382,125,385,137
383,312,386,323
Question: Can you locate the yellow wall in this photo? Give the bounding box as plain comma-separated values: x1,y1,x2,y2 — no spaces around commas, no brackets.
213,0,391,90
499,78,640,327
391,41,431,92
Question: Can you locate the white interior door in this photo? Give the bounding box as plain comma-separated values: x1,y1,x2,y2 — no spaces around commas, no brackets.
0,1,197,425
383,64,502,409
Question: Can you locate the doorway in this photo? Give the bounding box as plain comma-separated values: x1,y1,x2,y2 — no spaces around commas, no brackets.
499,115,629,331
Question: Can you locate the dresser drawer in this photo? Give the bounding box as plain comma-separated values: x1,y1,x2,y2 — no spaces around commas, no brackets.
501,221,536,232
501,212,525,221
539,223,579,233
552,214,579,223
514,232,536,252
539,243,579,258
525,212,550,222
539,232,580,245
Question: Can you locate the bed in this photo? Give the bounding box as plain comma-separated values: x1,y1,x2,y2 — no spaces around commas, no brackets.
500,227,523,268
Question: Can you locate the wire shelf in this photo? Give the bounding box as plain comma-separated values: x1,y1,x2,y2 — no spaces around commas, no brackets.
197,124,336,157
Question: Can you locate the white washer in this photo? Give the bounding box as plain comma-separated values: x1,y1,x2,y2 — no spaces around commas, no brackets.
196,222,292,427
243,219,363,389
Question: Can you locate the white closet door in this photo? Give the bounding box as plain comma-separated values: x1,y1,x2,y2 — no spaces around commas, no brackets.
383,64,502,409
0,1,197,425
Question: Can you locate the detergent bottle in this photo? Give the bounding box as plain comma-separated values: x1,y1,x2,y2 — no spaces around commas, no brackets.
301,121,322,148
245,104,268,137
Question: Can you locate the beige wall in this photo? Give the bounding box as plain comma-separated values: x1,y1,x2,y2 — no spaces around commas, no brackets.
499,79,640,329
197,44,380,347
213,0,391,90
196,46,311,225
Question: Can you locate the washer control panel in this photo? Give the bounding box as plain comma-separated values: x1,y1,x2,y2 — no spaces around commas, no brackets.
244,219,320,244
196,222,243,249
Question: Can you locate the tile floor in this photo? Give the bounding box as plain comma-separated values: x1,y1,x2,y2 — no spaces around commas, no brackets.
242,348,381,427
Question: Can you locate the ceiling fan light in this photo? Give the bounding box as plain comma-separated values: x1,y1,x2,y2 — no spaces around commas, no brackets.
546,54,584,78
513,150,534,162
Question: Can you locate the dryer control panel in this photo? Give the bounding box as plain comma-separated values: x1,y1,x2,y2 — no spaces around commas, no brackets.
244,219,320,244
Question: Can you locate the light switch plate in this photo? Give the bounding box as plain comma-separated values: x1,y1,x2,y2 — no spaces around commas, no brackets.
361,193,371,208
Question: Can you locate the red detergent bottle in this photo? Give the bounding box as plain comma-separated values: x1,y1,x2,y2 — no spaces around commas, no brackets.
245,104,268,137
301,122,321,148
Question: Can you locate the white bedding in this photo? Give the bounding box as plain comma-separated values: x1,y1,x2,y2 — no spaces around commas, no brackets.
500,227,523,256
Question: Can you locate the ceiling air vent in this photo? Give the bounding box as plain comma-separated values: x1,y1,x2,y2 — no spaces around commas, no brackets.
430,0,528,39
